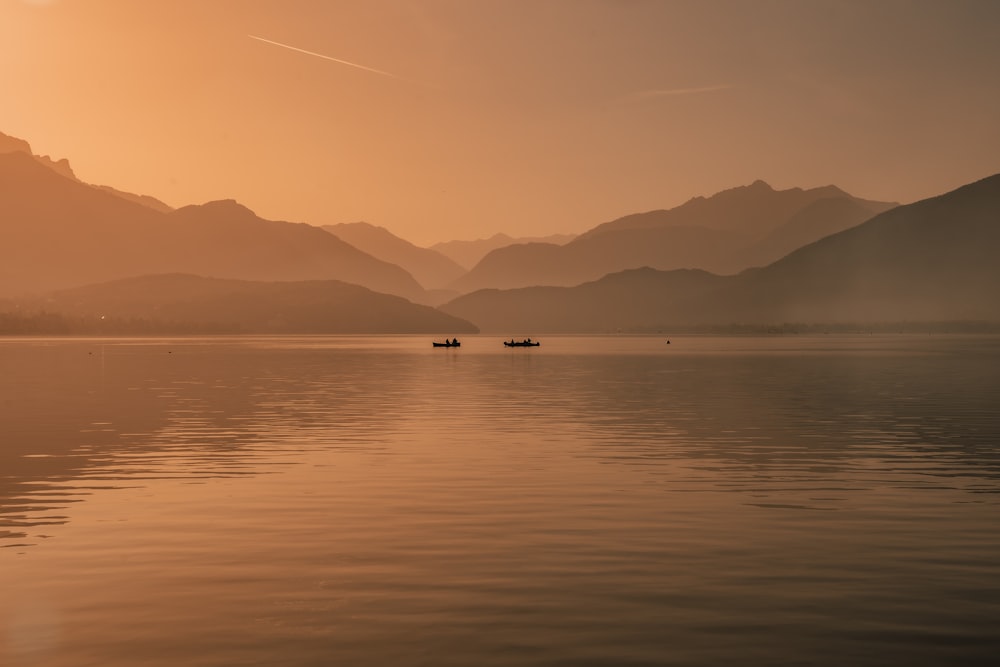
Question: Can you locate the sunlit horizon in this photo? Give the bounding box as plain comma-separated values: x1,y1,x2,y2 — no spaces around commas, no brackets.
3,0,999,245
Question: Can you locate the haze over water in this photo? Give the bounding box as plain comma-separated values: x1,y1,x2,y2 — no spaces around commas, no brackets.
2,335,999,666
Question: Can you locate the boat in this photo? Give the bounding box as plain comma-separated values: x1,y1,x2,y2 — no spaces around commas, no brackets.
432,340,460,347
504,339,540,347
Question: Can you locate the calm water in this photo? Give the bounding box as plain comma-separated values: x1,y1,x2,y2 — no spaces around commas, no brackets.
2,335,999,666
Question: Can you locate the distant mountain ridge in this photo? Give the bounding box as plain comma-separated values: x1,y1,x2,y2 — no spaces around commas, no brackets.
10,127,988,338
681,172,1000,325
322,222,467,290
440,267,726,333
431,232,577,270
442,174,1000,331
732,195,890,270
9,273,477,334
0,130,172,213
0,149,424,300
450,181,896,292
576,180,882,239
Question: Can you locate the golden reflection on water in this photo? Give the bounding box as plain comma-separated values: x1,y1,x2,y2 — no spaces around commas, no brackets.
2,335,1000,666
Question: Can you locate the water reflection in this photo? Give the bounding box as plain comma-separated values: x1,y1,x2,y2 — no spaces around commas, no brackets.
2,336,999,666
3,336,1000,546
549,350,1000,505
0,339,418,545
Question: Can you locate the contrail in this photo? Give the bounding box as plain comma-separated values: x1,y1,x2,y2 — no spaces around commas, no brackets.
248,34,397,78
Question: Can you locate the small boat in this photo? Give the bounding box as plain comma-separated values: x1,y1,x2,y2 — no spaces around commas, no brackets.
504,339,540,347
432,340,461,347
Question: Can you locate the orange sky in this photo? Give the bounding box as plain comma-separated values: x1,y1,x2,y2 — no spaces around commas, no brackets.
3,0,999,245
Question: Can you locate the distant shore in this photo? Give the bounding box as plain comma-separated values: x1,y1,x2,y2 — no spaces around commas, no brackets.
2,311,998,336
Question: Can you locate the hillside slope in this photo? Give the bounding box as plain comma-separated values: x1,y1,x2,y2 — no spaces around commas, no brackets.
0,151,423,300
443,174,1000,331
323,222,467,289
450,181,893,292
23,273,477,334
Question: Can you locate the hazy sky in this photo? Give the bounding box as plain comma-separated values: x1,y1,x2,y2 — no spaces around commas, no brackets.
3,0,999,245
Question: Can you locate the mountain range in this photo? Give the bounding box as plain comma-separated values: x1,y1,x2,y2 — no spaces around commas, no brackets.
448,181,895,292
0,130,173,213
431,232,577,270
3,128,998,334
6,273,476,334
322,222,466,292
441,174,1000,332
0,147,423,300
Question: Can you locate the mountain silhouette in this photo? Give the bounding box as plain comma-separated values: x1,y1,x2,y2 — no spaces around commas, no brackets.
575,180,886,240
442,174,1000,331
95,185,174,213
728,195,894,270
679,173,1000,325
1,130,172,212
22,273,477,334
322,222,467,290
0,131,32,155
450,182,894,292
0,150,424,299
450,227,743,292
431,232,577,270
441,267,725,333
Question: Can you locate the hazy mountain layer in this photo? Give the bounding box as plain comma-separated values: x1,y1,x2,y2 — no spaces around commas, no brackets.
13,273,477,334
0,151,423,300
95,185,173,213
441,268,726,333
729,196,887,270
681,173,1000,325
431,232,577,270
578,180,892,240
450,226,744,292
442,174,1000,331
323,222,467,290
451,181,894,292
1,130,172,212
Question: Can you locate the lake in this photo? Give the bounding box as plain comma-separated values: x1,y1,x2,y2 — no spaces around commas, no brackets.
2,335,999,666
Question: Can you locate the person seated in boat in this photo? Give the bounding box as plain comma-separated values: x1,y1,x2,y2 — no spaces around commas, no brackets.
451,338,458,345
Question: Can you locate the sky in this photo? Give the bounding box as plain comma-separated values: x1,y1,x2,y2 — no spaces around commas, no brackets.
2,0,999,246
